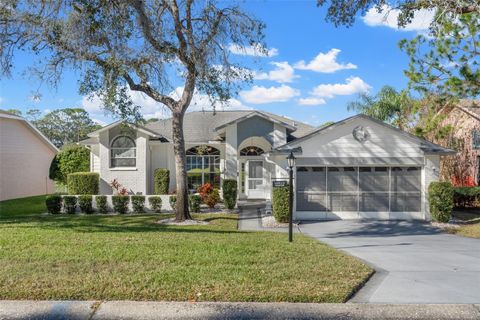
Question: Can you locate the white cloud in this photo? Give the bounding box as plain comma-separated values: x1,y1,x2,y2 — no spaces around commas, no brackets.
294,49,357,73
254,62,298,83
81,86,251,121
362,5,434,31
297,97,327,106
92,118,107,126
228,43,279,57
239,85,300,104
311,76,371,98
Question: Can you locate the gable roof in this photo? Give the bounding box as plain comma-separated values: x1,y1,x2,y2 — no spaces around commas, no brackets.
87,120,163,138
276,114,455,155
213,111,297,131
146,110,314,143
0,109,58,152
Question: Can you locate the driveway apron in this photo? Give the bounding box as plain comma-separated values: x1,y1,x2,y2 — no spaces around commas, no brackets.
298,220,480,304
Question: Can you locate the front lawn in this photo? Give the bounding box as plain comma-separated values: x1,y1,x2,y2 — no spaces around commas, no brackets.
0,214,372,302
0,195,47,217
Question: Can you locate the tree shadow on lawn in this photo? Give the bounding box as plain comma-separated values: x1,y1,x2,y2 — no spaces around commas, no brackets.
0,214,242,235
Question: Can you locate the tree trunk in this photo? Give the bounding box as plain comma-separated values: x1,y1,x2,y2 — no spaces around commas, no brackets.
171,110,192,221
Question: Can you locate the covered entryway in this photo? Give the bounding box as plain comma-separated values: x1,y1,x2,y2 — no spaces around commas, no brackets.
296,166,423,220
246,160,266,199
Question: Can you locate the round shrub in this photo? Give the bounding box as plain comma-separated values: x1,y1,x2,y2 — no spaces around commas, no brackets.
148,196,162,213
67,172,99,195
272,186,290,223
222,179,237,209
49,144,90,185
169,195,177,211
154,168,170,194
428,182,454,223
112,196,130,214
131,195,145,213
78,195,94,214
189,194,202,213
63,196,77,214
204,188,220,209
46,195,62,214
95,195,108,214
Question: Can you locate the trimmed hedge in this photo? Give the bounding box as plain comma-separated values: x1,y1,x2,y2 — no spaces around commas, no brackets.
95,195,108,214
148,196,162,213
272,186,290,223
189,194,202,213
46,195,62,214
428,182,454,223
131,195,145,213
222,179,237,210
154,169,170,194
453,187,480,208
169,195,177,211
67,172,99,195
63,196,77,214
112,196,129,214
78,195,94,214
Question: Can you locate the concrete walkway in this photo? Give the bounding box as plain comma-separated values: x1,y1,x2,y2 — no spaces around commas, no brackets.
1,300,480,320
299,220,480,304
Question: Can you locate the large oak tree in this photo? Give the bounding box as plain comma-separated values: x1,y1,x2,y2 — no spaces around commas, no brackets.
1,0,265,220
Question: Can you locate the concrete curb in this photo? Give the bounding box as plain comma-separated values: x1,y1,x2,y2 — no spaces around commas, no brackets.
1,301,480,320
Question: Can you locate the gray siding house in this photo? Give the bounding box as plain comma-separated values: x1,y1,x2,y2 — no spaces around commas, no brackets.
81,111,454,221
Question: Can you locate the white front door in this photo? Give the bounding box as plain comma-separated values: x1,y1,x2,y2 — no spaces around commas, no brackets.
246,160,265,199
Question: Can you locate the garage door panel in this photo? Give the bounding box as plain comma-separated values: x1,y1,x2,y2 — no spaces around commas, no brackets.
359,193,389,212
328,193,358,211
297,192,327,211
327,167,357,192
391,193,421,212
297,168,326,192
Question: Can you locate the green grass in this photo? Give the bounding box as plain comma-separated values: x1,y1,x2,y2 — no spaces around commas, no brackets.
0,213,372,302
0,195,47,217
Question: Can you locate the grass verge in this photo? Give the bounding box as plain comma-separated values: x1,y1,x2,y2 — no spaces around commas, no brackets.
0,213,372,302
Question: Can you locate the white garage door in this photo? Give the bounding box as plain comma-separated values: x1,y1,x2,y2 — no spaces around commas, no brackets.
296,166,422,220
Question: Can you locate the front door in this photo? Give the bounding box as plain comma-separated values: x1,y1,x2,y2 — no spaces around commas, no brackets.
246,160,265,199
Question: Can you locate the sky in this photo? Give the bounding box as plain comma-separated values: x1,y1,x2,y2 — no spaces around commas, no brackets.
0,1,435,127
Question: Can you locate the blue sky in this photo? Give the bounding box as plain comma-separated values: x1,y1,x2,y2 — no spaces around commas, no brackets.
0,1,434,127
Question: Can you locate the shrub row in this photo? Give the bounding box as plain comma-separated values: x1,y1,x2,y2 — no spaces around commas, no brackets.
453,187,480,208
45,195,167,214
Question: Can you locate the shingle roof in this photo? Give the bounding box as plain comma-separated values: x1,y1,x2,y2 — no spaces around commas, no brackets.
146,110,314,142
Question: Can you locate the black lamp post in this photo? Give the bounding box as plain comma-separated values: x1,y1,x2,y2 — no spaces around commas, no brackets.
286,151,296,242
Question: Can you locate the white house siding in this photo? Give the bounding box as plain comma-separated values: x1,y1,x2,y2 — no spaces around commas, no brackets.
97,127,148,195
423,154,441,221
289,117,437,221
0,117,56,201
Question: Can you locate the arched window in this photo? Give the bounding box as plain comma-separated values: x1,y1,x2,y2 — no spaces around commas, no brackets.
240,146,264,156
186,145,220,190
111,136,136,167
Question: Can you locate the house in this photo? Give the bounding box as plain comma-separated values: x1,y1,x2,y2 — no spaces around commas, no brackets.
0,110,58,201
81,110,454,221
437,100,480,185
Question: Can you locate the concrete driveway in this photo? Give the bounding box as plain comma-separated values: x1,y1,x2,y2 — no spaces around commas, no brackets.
298,220,480,304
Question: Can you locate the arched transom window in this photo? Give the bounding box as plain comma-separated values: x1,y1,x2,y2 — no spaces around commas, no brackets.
111,136,136,167
240,146,264,156
186,145,220,190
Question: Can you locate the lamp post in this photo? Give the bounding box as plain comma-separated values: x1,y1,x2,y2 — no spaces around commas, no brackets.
286,151,296,242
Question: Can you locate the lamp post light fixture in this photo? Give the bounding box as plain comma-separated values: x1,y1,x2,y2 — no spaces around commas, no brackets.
287,151,296,242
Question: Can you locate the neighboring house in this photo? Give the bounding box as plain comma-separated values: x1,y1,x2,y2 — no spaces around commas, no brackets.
438,100,480,185
0,110,58,201
81,110,454,221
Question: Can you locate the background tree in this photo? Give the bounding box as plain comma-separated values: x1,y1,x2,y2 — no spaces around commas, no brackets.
316,1,479,102
4,108,22,116
348,85,418,130
0,1,264,221
34,108,101,148
49,144,90,185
